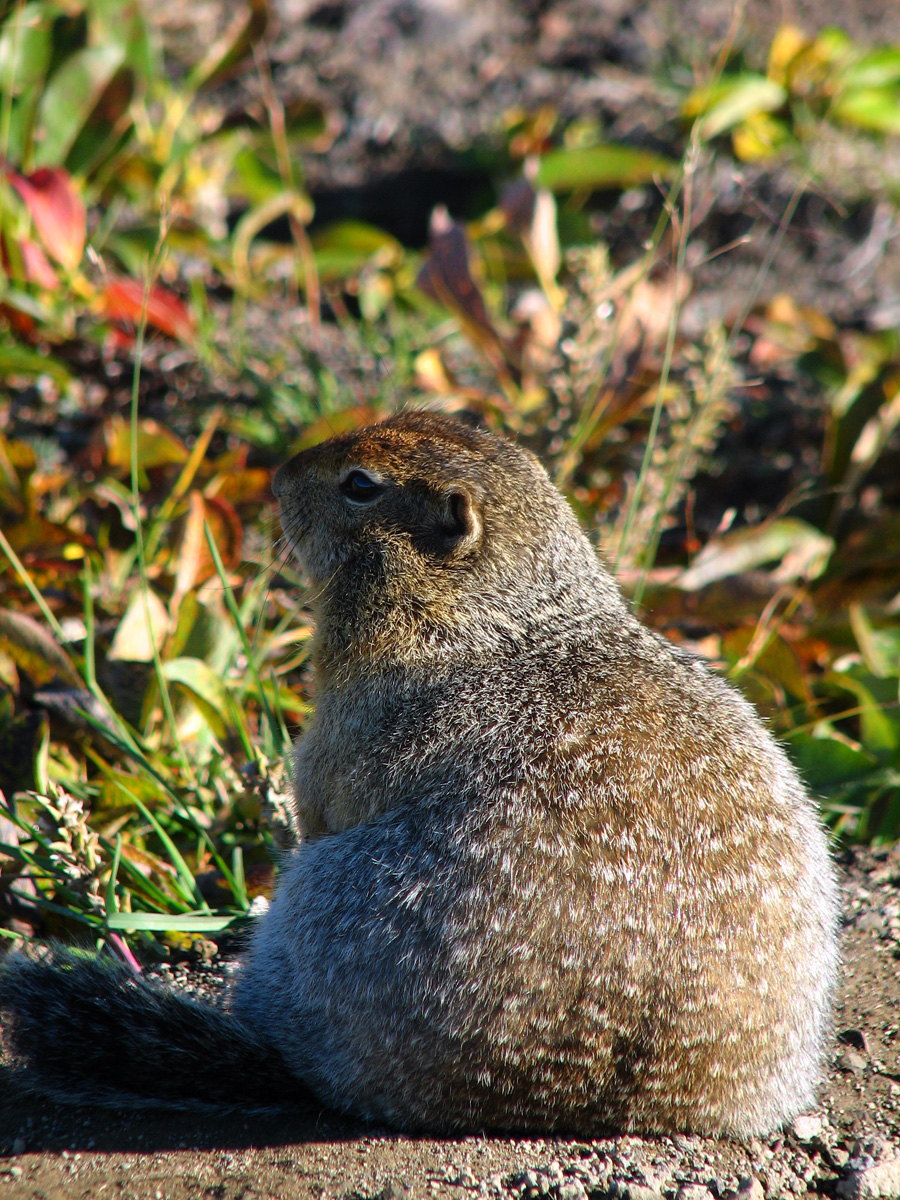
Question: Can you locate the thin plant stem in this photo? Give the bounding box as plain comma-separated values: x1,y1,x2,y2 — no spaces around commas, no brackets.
615,133,699,582
127,222,197,789
253,44,321,348
625,135,701,603
554,170,687,490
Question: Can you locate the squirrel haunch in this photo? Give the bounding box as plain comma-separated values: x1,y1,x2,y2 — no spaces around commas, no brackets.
230,411,839,1135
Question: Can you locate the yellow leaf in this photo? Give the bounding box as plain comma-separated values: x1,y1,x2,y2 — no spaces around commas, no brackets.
108,589,169,663
0,608,82,687
106,416,189,472
767,25,810,85
414,349,453,394
733,113,791,161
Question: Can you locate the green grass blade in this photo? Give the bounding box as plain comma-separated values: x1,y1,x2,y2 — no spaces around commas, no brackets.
231,845,248,911
204,517,275,754
124,790,210,913
105,833,123,915
106,911,240,933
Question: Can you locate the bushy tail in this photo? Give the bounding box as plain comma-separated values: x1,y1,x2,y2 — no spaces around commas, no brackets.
0,949,316,1111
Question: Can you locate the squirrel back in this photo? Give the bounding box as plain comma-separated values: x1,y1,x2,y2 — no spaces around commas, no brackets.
0,412,839,1136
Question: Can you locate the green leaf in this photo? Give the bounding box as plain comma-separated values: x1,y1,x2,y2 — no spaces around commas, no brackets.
0,2,53,95
850,606,900,679
2,79,41,163
34,42,126,166
788,731,879,792
678,519,834,591
812,27,854,64
105,833,123,916
126,792,210,913
0,607,83,687
103,843,192,915
230,144,284,207
0,341,70,385
162,656,232,736
839,48,900,89
833,87,900,134
106,911,239,932
683,75,787,138
827,665,900,762
312,221,403,280
535,143,677,192
88,0,157,79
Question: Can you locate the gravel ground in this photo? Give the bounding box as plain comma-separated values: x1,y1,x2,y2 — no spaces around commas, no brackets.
2,845,900,1199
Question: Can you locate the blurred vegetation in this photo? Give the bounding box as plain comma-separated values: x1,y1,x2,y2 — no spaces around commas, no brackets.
0,1,899,956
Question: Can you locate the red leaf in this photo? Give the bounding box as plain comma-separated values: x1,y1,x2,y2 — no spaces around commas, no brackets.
7,167,86,271
0,303,36,338
416,207,520,383
101,277,196,342
0,233,55,289
417,208,496,334
19,238,59,290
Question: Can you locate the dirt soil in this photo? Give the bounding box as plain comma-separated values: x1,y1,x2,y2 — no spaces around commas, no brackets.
158,0,900,329
0,846,898,1199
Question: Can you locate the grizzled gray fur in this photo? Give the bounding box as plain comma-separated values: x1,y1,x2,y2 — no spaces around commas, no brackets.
0,411,840,1136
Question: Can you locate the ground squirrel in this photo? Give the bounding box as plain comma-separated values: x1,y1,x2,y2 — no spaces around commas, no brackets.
1,411,839,1136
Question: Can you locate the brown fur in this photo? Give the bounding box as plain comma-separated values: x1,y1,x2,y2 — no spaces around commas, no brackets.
0,411,839,1135
231,411,839,1134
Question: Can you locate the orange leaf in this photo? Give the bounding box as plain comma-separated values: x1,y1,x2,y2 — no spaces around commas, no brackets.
102,277,195,341
205,467,272,507
7,167,86,271
204,494,243,572
172,491,243,614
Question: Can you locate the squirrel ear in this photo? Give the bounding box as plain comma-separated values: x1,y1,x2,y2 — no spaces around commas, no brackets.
439,486,483,555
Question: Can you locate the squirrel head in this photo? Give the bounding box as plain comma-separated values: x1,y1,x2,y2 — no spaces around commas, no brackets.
274,411,618,672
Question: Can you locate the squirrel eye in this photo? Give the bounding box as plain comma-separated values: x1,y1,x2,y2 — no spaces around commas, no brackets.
340,469,383,503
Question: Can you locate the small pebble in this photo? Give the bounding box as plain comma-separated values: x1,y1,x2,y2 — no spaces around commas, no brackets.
838,1150,900,1199
856,912,885,933
837,1049,869,1073
791,1114,824,1142
734,1179,765,1200
556,1181,587,1200
675,1186,715,1200
624,1186,664,1200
